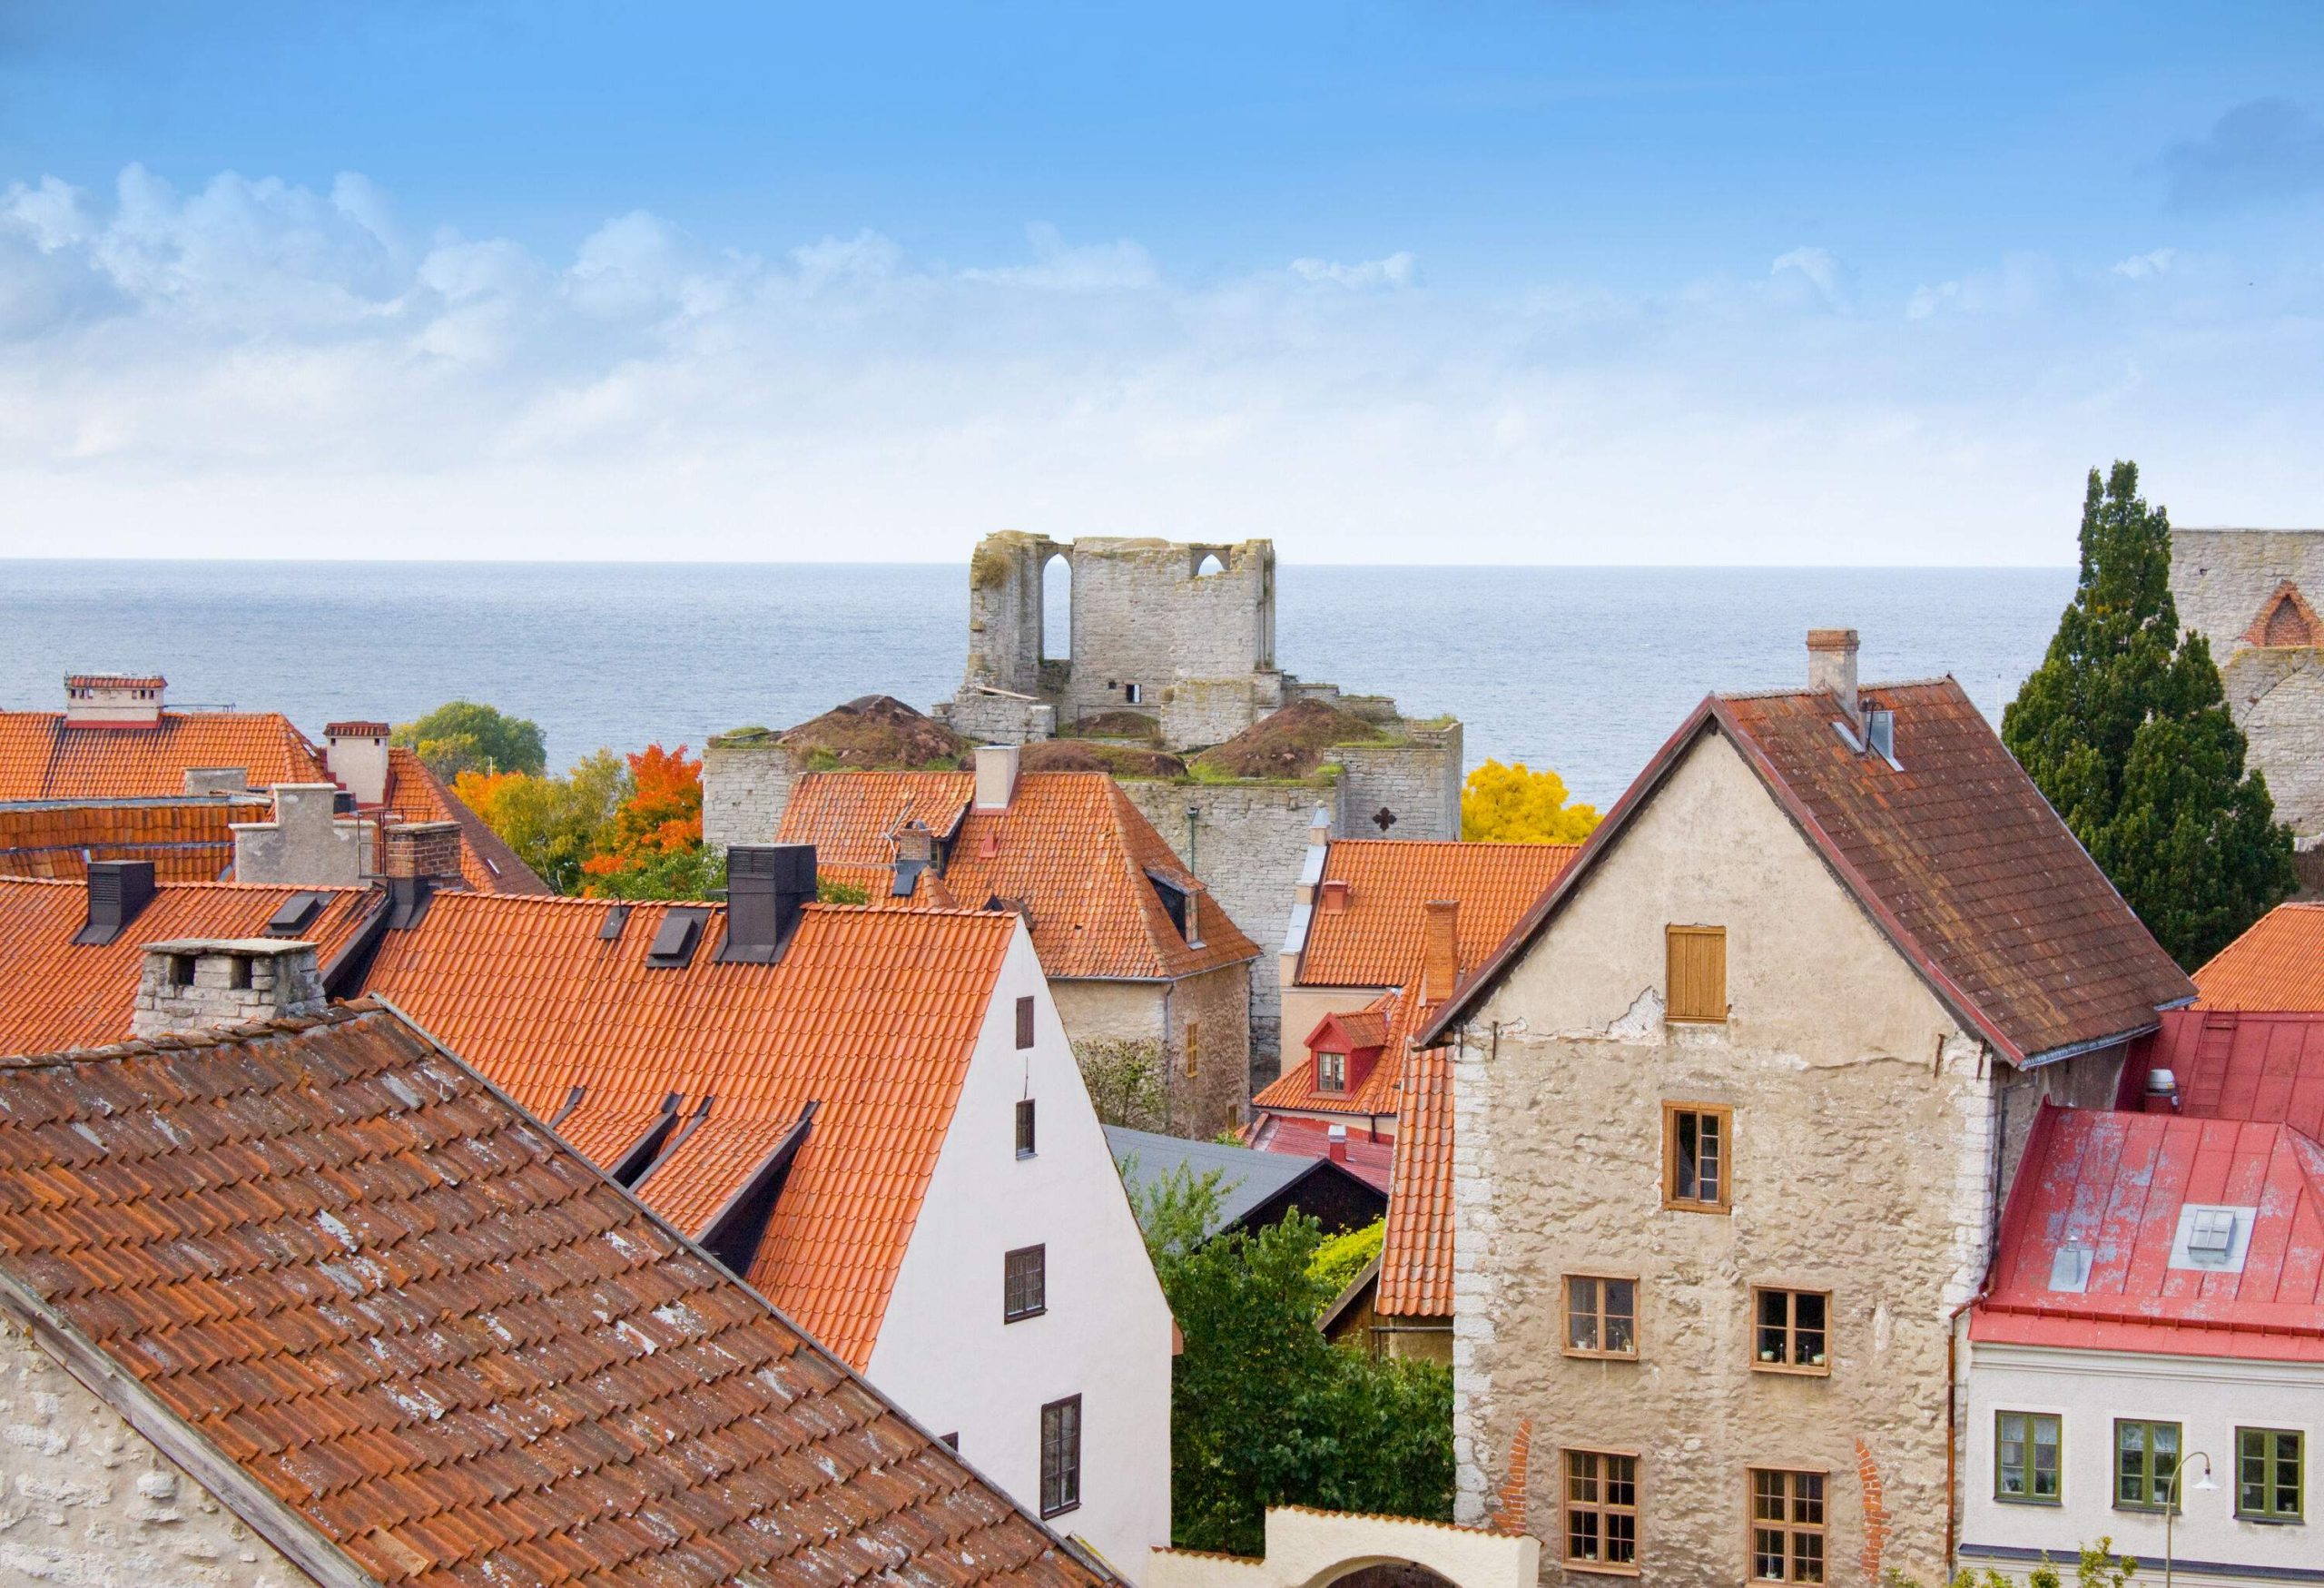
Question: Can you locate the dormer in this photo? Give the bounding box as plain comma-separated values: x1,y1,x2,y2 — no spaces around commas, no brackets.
1304,1007,1389,1096
64,673,166,728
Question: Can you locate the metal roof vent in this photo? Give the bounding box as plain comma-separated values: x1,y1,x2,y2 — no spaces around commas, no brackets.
264,893,328,937
2047,1239,2093,1294
645,908,710,970
74,859,158,946
598,903,631,942
2170,1204,2255,1272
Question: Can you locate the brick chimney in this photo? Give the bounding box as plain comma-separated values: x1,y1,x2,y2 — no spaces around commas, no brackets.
1420,898,1460,1003
893,820,934,897
322,721,391,807
132,939,326,1039
231,784,371,886
974,744,1021,813
64,674,165,728
381,820,462,882
1807,629,1860,722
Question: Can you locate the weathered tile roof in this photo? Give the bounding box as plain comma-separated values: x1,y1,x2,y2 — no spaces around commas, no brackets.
1973,1101,2324,1360
1295,840,1579,990
0,709,330,801
0,878,377,1054
380,746,552,894
780,770,1257,981
1253,989,1413,1121
361,892,1020,1368
0,1003,1114,1588
1422,679,2195,1063
0,797,266,882
1376,1039,1454,1320
2194,903,2324,1011
2131,1007,2324,1139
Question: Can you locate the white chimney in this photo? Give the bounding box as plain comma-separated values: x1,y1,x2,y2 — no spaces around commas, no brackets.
1807,629,1860,722
323,721,392,807
132,939,326,1040
1327,1123,1349,1164
63,674,165,728
974,744,1021,812
231,784,371,886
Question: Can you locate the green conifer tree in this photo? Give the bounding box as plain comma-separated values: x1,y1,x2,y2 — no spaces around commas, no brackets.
2003,462,2295,969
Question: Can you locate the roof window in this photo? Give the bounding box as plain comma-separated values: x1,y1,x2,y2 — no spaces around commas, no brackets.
646,908,710,969
2170,1204,2255,1272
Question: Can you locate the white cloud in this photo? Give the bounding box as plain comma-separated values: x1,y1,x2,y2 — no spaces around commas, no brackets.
2112,248,2177,281
960,222,1157,292
1288,252,1417,290
1770,246,1846,306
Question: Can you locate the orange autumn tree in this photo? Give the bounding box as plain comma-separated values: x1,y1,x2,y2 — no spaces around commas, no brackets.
581,745,726,899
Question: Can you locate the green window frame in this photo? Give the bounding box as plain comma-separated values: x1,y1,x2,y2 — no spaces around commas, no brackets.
1996,1412,2062,1504
2238,1427,2304,1523
2114,1420,2182,1512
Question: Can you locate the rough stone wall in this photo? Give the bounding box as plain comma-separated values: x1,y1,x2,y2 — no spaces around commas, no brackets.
1446,730,1996,1587
231,786,369,888
936,693,1055,745
1337,723,1463,843
702,739,799,851
0,1334,314,1588
1051,966,1253,1138
1060,538,1274,726
1160,678,1270,752
2169,528,2324,661
2221,647,2324,843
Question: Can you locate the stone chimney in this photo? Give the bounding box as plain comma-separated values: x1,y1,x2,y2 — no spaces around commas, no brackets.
1807,629,1860,722
893,820,934,897
1420,899,1460,1003
132,939,326,1040
183,767,249,797
381,820,463,882
232,784,371,886
64,674,165,728
322,721,392,807
974,744,1021,812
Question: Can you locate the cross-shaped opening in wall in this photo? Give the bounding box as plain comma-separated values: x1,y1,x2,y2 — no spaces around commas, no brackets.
1373,806,1397,833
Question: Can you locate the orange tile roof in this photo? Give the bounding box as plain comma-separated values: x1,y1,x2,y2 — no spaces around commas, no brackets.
0,877,379,1054
1377,1038,1454,1319
1254,978,1446,1125
0,1004,1112,1588
2195,903,2324,1011
361,892,1020,1368
781,770,1258,981
1297,839,1579,990
380,745,551,894
0,797,267,882
0,710,328,800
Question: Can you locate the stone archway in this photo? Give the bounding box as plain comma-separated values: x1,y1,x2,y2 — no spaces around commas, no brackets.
1147,1507,1539,1588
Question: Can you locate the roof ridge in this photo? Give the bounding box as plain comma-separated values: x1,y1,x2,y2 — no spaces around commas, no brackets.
1716,675,1957,703
1,1000,380,1068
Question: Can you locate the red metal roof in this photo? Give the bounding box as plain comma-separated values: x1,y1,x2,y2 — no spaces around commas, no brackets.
1973,1102,2324,1360
1244,1115,1394,1193
2129,1007,2324,1139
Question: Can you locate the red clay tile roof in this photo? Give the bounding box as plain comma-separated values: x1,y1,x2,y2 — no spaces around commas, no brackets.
1972,1101,2324,1360
1422,679,2195,1063
0,1003,1113,1588
2194,903,2324,1011
1377,1040,1454,1320
380,746,551,894
2129,1007,2324,1139
0,878,378,1055
323,719,389,736
781,770,1257,981
361,892,1021,1368
0,797,266,882
1296,840,1579,990
0,710,329,801
1254,990,1412,1121
64,673,166,689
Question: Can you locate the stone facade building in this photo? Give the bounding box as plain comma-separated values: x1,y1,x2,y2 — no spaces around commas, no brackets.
1410,631,2194,1586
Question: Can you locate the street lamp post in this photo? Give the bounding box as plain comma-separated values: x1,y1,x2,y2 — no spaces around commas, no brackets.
2164,1450,2219,1588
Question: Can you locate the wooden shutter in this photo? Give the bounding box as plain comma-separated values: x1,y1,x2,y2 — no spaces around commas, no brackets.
1666,925,1727,1022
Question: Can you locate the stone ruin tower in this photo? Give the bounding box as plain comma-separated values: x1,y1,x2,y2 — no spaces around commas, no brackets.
937,533,1289,752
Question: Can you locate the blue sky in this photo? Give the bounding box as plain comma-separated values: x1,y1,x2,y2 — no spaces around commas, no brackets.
1,1,2319,563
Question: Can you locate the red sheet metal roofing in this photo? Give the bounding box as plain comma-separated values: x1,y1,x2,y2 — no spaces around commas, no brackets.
2194,903,2324,1011
1972,1101,2324,1360
0,1004,1112,1588
1296,839,1580,990
2129,1007,2324,1139
781,769,1258,981
1420,680,2193,1062
1376,1038,1455,1319
0,710,329,800
1245,1115,1394,1193
379,746,551,894
0,798,266,882
0,878,378,1054
360,891,1019,1369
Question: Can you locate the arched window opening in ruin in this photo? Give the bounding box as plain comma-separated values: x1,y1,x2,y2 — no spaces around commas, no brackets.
1042,553,1072,662
1195,550,1226,578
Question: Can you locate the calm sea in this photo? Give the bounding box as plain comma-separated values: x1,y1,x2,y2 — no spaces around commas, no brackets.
1,562,2073,808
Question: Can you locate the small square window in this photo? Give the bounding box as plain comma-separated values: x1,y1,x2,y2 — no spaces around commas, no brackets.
1316,1052,1347,1093
1015,994,1036,1050
1004,1245,1047,1322
1752,1287,1829,1374
1563,1275,1638,1359
1995,1412,2062,1504
1663,1103,1731,1212
1040,1395,1082,1516
1015,1098,1037,1159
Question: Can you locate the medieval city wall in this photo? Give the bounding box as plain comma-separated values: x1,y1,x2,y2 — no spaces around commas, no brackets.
2223,648,2324,851
700,736,797,851
2169,528,2324,657
2170,528,2324,848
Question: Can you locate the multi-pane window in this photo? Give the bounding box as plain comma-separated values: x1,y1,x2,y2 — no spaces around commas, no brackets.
1666,924,1727,1022
1995,1412,2062,1504
2115,1420,2182,1512
1003,1245,1047,1322
1752,1288,1829,1373
1316,1052,1347,1092
1040,1396,1082,1517
1563,1275,1638,1359
1015,1098,1037,1159
1664,1103,1731,1211
2238,1427,2304,1523
1749,1469,1826,1584
1186,1021,1201,1079
1015,995,1036,1049
1561,1449,1637,1570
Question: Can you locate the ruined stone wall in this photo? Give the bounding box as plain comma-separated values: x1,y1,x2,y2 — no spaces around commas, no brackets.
937,693,1055,745
1337,724,1463,843
702,739,799,851
0,1333,314,1588
1446,730,1995,1588
1159,678,1272,752
2221,647,2324,843
963,532,1056,696
2170,528,2324,661
1059,538,1274,725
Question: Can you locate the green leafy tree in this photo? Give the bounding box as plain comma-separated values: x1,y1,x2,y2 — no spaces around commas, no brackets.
1134,1166,1452,1554
1883,1535,2136,1588
394,701,547,779
2003,463,2295,968
1076,1037,1169,1132
454,750,630,894
1307,1218,1384,1303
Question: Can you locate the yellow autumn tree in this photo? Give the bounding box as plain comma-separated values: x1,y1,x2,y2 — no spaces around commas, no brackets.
1461,759,1600,843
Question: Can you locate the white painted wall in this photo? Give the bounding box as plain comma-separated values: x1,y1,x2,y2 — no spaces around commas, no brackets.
869,921,1174,1579
1963,1342,2324,1586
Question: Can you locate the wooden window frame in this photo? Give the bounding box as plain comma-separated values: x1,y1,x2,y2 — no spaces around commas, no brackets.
2113,1419,2183,1514
1316,1051,1347,1093
1994,1411,2063,1505
1561,1273,1640,1361
1040,1395,1082,1518
1561,1446,1640,1575
2237,1426,2304,1524
1662,1102,1733,1213
1015,1098,1037,1159
1749,1287,1831,1376
1186,1021,1200,1079
1665,923,1728,1024
1748,1466,1827,1585
1015,994,1036,1050
1003,1244,1047,1323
